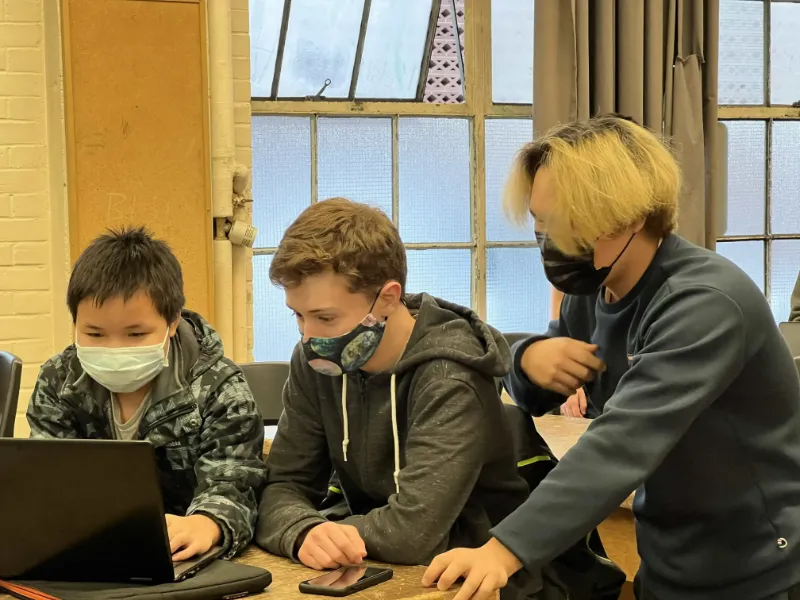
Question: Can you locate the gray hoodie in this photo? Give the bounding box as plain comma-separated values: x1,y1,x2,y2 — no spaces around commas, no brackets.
255,294,529,565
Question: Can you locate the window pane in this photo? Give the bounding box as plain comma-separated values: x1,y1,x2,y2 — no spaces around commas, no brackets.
398,118,470,243
716,240,765,293
356,0,433,99
250,0,285,98
721,120,765,236
770,240,800,322
486,248,551,334
423,0,465,104
771,122,800,235
486,119,533,242
491,0,534,104
771,2,800,105
405,249,471,308
718,0,764,105
278,0,364,98
317,118,392,216
252,116,311,248
253,254,299,362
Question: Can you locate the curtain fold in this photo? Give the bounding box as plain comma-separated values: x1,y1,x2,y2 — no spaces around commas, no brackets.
532,0,720,316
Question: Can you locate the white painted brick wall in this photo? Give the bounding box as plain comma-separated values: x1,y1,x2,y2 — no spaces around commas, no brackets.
0,0,56,436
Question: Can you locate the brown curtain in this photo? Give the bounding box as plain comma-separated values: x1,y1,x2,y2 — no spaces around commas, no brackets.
533,0,720,315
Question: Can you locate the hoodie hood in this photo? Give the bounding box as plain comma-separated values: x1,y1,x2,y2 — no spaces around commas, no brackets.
395,293,511,378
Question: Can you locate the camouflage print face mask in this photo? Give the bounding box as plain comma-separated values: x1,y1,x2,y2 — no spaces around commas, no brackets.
302,293,386,377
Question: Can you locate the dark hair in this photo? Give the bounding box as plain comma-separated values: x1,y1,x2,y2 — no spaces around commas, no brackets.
67,226,185,323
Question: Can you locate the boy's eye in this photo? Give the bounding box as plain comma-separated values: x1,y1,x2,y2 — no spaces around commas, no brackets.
86,333,103,338
128,332,148,337
318,316,335,324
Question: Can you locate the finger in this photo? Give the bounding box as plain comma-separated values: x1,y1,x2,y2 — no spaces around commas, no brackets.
170,533,190,554
422,555,450,587
549,381,577,397
452,571,482,600
475,575,504,600
328,527,364,564
452,570,481,600
559,403,567,416
298,548,324,571
560,359,595,383
569,347,606,372
308,544,340,570
553,371,582,394
172,543,200,562
437,560,467,592
566,404,580,418
578,388,588,414
343,527,367,557
316,533,350,566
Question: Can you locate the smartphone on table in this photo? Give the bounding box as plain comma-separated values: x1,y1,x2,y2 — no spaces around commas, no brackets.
299,566,393,597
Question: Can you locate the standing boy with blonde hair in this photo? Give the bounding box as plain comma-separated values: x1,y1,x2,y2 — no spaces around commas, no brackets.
425,115,800,600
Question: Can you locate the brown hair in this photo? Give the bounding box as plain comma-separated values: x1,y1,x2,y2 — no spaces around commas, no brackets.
269,197,407,295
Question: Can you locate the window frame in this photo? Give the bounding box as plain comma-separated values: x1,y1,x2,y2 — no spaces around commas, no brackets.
718,0,800,304
250,0,536,321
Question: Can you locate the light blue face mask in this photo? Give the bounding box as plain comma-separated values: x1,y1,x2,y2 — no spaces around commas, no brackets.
76,329,170,393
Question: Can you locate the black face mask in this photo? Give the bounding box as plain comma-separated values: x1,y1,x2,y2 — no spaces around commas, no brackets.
535,231,636,296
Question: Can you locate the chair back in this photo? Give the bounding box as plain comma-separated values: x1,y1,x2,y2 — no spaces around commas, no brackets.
0,351,22,437
239,362,290,425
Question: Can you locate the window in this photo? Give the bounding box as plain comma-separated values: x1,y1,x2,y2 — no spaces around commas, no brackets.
250,1,547,361
718,0,800,323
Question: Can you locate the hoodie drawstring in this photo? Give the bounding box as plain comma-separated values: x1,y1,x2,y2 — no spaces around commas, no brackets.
390,373,400,494
339,373,400,495
341,373,349,461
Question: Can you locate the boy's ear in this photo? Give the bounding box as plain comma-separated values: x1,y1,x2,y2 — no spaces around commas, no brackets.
377,281,403,316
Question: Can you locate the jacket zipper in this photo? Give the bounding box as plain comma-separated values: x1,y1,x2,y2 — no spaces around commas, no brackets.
140,404,194,439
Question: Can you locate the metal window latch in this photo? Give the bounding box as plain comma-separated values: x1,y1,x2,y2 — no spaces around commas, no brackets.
306,78,331,100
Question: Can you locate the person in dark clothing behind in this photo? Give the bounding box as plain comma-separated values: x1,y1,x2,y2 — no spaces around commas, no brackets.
423,115,800,600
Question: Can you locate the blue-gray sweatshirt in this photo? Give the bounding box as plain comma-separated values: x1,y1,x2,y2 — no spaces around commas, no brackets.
495,234,800,600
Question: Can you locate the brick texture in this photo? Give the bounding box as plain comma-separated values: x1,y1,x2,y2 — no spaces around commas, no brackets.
231,4,254,361
0,2,55,435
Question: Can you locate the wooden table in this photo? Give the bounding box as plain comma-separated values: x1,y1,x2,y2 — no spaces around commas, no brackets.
0,548,462,600
235,547,459,599
534,415,638,598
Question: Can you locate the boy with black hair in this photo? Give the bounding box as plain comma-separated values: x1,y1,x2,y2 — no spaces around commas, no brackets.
27,227,267,561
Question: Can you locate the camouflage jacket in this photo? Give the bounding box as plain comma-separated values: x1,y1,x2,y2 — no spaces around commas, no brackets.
26,309,267,558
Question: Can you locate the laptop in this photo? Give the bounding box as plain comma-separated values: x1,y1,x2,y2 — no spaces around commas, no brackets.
0,438,223,584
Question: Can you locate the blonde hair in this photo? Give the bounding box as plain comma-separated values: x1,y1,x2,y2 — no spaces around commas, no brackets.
504,115,682,256
270,197,407,294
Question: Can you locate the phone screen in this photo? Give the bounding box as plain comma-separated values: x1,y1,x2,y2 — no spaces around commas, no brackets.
304,566,385,590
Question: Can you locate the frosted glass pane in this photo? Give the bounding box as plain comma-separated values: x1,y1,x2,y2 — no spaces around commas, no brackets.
278,0,364,98
405,249,471,308
771,122,800,235
486,119,533,241
718,0,764,105
491,0,534,104
721,121,766,236
771,3,800,105
252,116,311,248
486,248,551,334
770,240,800,322
253,254,300,362
356,0,432,99
398,118,470,243
317,118,392,216
716,240,765,293
250,0,285,98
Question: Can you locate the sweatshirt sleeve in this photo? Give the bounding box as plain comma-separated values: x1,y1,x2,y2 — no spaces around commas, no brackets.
341,377,491,565
491,286,747,571
790,271,800,322
187,372,268,558
503,317,569,416
27,363,80,439
255,349,330,559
